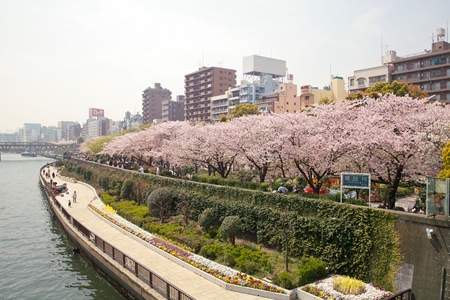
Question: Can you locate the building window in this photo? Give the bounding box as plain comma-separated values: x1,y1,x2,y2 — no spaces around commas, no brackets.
220,77,223,80
305,96,310,100
286,102,289,105
447,93,450,101
397,64,407,72
286,109,289,112
357,78,365,86
380,75,386,81
220,70,223,73
350,79,354,86
294,102,296,105
369,77,378,84
294,110,297,113
220,83,223,86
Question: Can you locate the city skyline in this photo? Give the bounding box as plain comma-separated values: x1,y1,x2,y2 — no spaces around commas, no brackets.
0,0,448,132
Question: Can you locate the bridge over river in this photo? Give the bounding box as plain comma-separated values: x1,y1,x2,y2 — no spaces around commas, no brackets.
0,142,77,153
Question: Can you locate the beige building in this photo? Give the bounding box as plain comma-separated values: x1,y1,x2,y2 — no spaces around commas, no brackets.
184,67,236,122
272,83,300,114
299,76,348,107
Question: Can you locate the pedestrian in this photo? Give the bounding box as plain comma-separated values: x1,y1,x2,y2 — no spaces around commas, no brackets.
68,199,71,207
50,178,53,186
72,191,77,203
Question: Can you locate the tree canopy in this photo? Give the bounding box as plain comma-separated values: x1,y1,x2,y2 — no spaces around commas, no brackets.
220,103,260,121
346,81,428,100
97,94,450,208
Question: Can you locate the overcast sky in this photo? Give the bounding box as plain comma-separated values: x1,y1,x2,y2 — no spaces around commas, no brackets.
0,0,448,133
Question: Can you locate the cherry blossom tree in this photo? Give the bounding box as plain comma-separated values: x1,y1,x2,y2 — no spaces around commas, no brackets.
167,122,239,178
347,94,450,208
281,102,355,194
230,115,284,183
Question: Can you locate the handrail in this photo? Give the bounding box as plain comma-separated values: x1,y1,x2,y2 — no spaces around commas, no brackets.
40,167,195,300
385,288,412,300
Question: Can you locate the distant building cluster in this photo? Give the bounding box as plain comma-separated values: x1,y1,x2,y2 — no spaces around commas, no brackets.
2,28,448,143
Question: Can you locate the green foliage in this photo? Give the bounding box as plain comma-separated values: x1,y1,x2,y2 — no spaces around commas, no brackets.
220,216,241,246
198,208,219,232
273,271,294,289
297,257,327,286
63,159,402,290
199,243,224,260
181,165,195,177
237,169,258,182
439,140,450,178
147,189,173,224
84,170,93,181
101,192,116,205
120,178,134,199
346,80,428,100
226,103,261,120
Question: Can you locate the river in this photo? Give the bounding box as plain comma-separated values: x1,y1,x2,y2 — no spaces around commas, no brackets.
0,153,126,300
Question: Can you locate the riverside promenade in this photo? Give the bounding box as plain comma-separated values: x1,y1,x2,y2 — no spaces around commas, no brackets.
43,166,282,300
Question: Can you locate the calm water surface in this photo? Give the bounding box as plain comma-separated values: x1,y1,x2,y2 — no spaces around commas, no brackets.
0,153,126,300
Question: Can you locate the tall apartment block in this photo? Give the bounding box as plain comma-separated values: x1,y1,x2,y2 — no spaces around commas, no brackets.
391,30,450,101
184,67,236,122
142,83,172,124
162,95,185,122
348,28,450,101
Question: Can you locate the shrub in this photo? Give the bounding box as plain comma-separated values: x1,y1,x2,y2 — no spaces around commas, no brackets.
199,243,224,260
120,179,134,199
84,170,93,181
198,208,219,232
147,189,173,224
392,206,405,211
332,276,366,295
101,192,116,205
297,257,327,286
260,182,270,191
237,169,258,182
273,271,294,289
160,170,172,177
220,216,241,246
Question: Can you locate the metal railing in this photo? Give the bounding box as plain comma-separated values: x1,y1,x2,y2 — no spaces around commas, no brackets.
386,289,412,300
40,169,195,300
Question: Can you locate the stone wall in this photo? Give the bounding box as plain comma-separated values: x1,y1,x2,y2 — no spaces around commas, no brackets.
395,212,449,300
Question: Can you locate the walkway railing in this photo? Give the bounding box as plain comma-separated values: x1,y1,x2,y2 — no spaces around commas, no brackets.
40,168,195,300
386,289,412,300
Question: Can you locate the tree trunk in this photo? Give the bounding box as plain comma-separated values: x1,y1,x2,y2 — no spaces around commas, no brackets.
387,166,403,209
259,166,268,183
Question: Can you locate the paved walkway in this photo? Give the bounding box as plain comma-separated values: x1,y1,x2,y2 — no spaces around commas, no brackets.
44,166,275,300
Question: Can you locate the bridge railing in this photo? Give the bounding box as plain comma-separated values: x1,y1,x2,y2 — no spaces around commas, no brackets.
40,168,195,300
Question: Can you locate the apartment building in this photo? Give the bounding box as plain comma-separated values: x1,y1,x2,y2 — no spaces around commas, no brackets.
300,76,348,107
184,67,236,122
210,87,240,121
142,83,172,124
162,95,185,122
391,39,450,101
348,28,450,101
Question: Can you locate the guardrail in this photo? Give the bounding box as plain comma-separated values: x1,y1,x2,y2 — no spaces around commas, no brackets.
386,288,412,300
40,168,195,300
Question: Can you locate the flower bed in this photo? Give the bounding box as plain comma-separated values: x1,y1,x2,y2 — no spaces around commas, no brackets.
300,275,391,300
87,200,286,295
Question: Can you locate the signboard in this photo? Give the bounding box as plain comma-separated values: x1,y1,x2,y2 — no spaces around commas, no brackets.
89,108,105,118
340,173,371,204
341,173,370,189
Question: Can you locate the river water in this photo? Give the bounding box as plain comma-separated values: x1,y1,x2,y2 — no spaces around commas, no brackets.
0,153,125,300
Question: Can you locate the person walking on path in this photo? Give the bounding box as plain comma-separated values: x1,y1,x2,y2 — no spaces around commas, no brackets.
72,191,77,203
68,199,71,208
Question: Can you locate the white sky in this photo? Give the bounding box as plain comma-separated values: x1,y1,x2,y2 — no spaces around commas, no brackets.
0,0,448,133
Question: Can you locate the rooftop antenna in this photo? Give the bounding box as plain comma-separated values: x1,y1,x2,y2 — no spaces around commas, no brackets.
381,35,383,57
202,51,204,67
